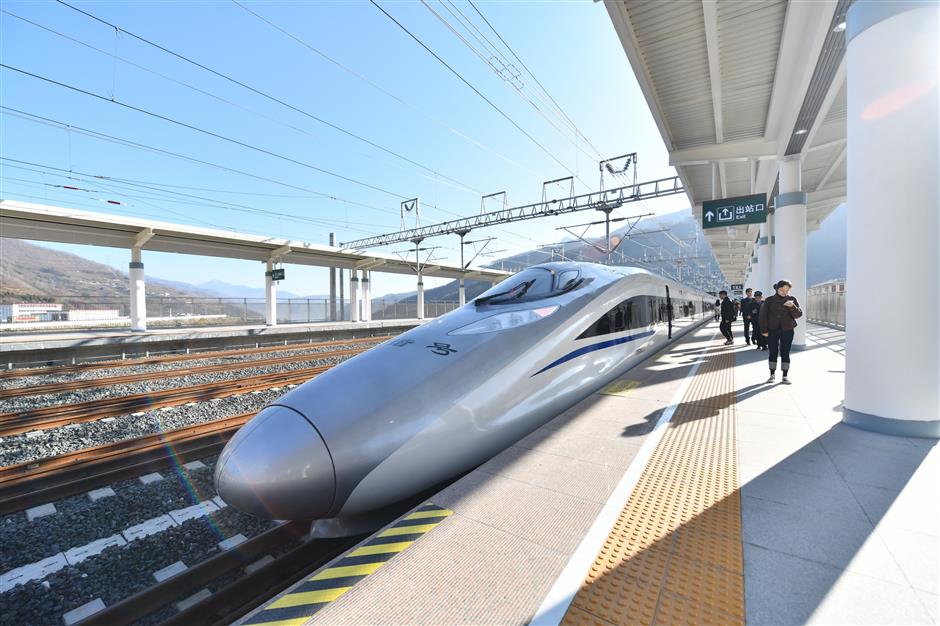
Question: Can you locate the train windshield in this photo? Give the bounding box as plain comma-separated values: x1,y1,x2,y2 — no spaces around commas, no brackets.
475,267,581,305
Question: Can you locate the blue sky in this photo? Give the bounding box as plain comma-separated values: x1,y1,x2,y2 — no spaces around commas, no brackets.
1,0,690,297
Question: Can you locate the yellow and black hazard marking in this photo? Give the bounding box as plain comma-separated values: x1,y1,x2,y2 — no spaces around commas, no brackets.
242,503,452,626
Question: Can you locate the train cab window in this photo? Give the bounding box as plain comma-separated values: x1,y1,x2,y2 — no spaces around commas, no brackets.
475,267,581,306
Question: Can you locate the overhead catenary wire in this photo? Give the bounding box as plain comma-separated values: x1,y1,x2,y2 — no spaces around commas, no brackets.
228,0,541,180
368,0,592,194
426,0,603,166
0,159,389,234
49,1,483,198
465,0,605,160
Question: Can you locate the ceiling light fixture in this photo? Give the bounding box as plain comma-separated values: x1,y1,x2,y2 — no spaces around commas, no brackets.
794,129,808,135
833,21,846,33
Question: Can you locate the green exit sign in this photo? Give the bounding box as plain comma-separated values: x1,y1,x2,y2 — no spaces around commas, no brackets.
703,193,767,229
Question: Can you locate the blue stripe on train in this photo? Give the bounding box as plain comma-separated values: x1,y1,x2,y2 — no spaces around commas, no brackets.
532,329,657,376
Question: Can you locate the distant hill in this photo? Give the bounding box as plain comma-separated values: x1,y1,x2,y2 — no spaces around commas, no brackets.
0,239,214,302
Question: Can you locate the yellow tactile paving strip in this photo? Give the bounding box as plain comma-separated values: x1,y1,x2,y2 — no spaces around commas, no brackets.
562,345,744,626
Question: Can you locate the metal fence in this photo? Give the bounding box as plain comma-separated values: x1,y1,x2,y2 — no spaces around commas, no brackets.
0,295,461,331
806,279,846,327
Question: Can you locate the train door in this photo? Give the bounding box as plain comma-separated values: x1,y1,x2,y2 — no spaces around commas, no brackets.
665,285,673,339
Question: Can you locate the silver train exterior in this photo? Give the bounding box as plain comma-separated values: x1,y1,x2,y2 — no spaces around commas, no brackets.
214,262,713,529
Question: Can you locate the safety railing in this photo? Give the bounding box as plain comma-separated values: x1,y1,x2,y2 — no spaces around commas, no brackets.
0,296,461,331
806,280,846,328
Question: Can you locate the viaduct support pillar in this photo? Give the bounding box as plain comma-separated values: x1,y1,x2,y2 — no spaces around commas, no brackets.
129,247,147,332
350,272,360,323
264,259,277,327
843,0,939,437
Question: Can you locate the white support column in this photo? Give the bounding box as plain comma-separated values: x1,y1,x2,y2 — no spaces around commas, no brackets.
361,271,371,322
458,277,466,307
416,273,425,320
774,156,808,350
129,248,146,332
349,272,359,323
755,222,770,296
264,259,276,327
843,0,939,437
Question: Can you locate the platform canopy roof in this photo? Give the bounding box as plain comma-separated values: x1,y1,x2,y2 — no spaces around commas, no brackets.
606,0,849,282
0,200,511,282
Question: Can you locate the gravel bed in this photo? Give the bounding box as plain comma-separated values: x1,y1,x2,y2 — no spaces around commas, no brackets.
0,389,284,468
0,340,384,391
1,456,224,571
1,505,276,626
0,347,373,415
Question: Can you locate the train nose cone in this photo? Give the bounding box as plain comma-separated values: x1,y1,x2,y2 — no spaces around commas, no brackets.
214,405,335,520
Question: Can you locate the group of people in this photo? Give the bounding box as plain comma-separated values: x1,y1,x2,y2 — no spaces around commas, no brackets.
715,281,802,384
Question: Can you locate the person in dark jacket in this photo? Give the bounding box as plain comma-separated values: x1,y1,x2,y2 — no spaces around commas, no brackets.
718,290,735,344
751,291,766,350
740,288,755,345
758,279,803,384
714,298,721,322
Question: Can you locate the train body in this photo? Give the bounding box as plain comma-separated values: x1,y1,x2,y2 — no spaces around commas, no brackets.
215,262,713,532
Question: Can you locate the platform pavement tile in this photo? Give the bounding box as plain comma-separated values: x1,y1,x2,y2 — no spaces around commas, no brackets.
431,471,602,555
477,444,624,505
307,513,567,625
512,430,646,470
744,543,932,626
915,590,939,624
741,467,869,523
735,415,822,450
737,439,841,480
875,525,940,594
820,422,929,453
847,480,940,538
742,495,908,585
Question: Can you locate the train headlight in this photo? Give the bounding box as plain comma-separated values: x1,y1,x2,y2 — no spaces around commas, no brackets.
448,305,559,335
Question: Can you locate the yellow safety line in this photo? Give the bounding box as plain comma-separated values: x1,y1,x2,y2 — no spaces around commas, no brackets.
267,587,351,609
310,562,385,581
378,523,439,537
562,342,744,625
404,509,454,521
347,541,414,557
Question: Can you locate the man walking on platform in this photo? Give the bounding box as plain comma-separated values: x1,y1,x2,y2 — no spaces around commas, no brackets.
740,288,756,345
718,290,735,345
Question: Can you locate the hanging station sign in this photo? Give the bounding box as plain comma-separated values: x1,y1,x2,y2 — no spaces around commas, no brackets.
703,193,767,229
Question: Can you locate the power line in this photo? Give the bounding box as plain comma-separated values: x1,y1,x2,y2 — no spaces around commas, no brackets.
369,0,591,193
51,0,482,197
0,106,401,218
0,8,481,198
2,63,440,203
227,0,541,180
426,0,602,166
1,159,387,234
466,0,604,159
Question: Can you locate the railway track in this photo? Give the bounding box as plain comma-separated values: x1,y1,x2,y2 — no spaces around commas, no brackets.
0,334,390,379
0,348,370,437
0,413,252,516
0,344,375,401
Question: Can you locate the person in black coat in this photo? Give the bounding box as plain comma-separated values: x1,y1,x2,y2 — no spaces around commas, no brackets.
740,288,756,345
750,291,767,350
718,290,735,344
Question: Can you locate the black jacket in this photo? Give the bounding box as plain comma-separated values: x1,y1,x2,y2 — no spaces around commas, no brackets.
720,297,735,322
758,294,803,331
740,297,758,320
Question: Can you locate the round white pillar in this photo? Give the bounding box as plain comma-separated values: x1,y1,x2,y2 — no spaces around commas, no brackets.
129,248,147,332
264,260,277,327
416,274,425,320
361,272,371,322
843,0,939,437
458,277,466,307
755,223,770,296
774,156,808,350
349,273,359,323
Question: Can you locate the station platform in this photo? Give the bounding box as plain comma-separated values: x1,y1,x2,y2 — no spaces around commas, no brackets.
238,322,938,626
0,319,420,367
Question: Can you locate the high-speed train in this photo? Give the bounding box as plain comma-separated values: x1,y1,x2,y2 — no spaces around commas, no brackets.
215,262,714,534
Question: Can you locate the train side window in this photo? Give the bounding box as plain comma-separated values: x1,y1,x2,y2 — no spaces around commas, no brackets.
577,295,652,339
